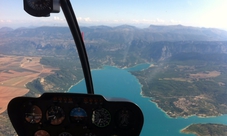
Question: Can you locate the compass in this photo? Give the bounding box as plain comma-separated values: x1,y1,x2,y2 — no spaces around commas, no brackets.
24,0,60,17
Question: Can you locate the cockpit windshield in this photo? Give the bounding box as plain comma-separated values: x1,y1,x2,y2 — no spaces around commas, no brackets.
1,0,227,136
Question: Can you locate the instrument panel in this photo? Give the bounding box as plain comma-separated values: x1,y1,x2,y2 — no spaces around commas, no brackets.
8,93,144,136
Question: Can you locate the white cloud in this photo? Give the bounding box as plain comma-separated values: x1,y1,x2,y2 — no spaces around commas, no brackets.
156,18,165,23
78,17,93,22
0,19,12,28
53,16,64,21
6,20,12,23
170,19,181,24
0,16,183,29
84,17,91,22
131,18,182,26
132,19,139,23
0,19,12,23
113,19,119,23
54,16,60,20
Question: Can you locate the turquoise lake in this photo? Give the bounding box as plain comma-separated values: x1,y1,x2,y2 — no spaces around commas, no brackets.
69,64,227,136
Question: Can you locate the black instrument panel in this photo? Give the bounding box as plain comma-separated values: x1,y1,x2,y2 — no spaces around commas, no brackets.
8,93,144,136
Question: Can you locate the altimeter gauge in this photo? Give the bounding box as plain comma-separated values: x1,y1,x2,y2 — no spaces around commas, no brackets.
92,108,111,127
46,106,65,125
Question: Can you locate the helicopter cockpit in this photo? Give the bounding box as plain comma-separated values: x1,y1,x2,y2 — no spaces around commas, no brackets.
7,0,144,136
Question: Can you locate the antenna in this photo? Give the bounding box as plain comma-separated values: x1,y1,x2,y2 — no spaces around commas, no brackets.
82,32,84,41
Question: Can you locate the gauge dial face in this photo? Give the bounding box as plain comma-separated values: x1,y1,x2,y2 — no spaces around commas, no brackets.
70,107,87,124
34,130,50,136
25,105,42,124
92,108,111,127
46,106,65,125
26,0,51,10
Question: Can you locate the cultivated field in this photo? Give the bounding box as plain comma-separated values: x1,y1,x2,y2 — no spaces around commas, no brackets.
0,55,57,113
162,71,221,83
189,71,221,79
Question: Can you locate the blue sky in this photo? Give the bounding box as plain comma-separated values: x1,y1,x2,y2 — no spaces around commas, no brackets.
0,0,227,30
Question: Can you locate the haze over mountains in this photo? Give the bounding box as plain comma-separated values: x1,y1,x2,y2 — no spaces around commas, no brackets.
1,24,227,63
1,24,227,41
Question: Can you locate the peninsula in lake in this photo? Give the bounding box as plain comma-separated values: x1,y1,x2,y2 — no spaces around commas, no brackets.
181,124,227,136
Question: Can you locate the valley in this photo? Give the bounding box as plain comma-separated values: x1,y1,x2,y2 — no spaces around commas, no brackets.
1,25,227,135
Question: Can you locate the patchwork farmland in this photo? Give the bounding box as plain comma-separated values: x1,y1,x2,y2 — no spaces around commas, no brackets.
0,55,57,113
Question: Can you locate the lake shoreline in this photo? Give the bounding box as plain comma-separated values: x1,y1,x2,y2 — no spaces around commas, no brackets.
67,65,227,136
67,65,223,119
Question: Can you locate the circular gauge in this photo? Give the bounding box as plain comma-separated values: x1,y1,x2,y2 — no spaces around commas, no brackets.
92,108,111,127
70,107,87,124
115,109,133,129
25,105,42,124
26,0,51,10
46,106,65,125
58,132,72,136
34,130,50,136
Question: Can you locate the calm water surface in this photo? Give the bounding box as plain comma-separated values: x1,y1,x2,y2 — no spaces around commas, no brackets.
70,65,227,136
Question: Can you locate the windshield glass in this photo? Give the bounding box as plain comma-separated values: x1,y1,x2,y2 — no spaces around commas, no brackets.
1,0,227,136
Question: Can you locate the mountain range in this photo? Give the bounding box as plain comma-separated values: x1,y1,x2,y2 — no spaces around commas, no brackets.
1,24,227,63
1,24,227,41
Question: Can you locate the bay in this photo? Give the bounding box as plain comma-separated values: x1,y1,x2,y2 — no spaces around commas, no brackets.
69,65,227,136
